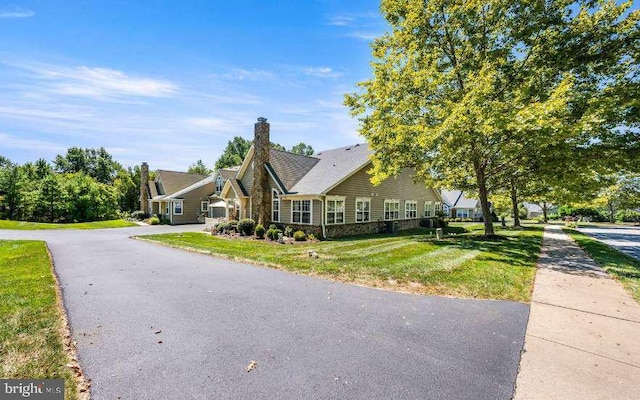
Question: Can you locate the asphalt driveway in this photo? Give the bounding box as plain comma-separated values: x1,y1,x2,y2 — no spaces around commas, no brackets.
577,226,640,261
0,225,529,400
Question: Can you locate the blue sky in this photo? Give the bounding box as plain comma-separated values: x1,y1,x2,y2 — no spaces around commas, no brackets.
0,0,386,170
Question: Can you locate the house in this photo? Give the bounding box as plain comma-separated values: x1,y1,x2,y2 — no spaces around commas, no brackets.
140,166,214,224
440,190,483,221
216,117,443,238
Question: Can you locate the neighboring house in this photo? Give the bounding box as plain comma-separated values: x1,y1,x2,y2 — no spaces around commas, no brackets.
522,202,543,219
440,190,483,221
217,117,443,238
140,166,213,224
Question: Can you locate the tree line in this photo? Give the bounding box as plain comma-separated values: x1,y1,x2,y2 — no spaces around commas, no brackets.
0,148,140,223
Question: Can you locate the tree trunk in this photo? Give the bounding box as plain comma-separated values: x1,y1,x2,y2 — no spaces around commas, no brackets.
542,202,548,223
474,159,495,236
608,200,615,223
510,178,520,228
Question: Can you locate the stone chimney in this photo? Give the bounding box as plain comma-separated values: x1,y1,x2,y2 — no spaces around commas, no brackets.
251,117,271,225
140,162,150,214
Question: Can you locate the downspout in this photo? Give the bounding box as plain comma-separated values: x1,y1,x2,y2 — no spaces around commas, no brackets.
169,201,173,225
320,196,327,239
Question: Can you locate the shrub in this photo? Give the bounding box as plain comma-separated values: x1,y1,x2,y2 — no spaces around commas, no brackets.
269,224,277,230
132,210,148,220
227,220,239,233
266,228,282,240
216,222,228,233
616,209,640,223
307,233,316,241
149,216,160,225
238,218,256,236
284,226,293,238
255,224,266,239
293,230,307,241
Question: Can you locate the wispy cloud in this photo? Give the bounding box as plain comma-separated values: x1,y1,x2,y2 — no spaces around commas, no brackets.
0,132,65,153
345,31,380,41
216,68,275,81
326,11,384,41
0,8,34,18
37,65,178,100
327,15,354,26
301,66,342,79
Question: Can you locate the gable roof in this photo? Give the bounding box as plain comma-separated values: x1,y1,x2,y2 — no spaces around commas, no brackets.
156,170,209,195
268,148,319,192
441,190,479,209
288,143,372,194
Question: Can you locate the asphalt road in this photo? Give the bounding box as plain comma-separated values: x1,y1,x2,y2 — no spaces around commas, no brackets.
1,225,529,400
577,226,640,261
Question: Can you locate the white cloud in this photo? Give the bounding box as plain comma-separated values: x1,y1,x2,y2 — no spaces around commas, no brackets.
217,68,275,81
38,66,178,100
301,66,343,79
327,15,354,26
345,31,380,41
0,8,34,18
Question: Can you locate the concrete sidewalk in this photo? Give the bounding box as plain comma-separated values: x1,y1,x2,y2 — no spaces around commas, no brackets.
514,225,640,400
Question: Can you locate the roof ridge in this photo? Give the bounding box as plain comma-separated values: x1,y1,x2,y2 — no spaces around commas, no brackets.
269,147,319,160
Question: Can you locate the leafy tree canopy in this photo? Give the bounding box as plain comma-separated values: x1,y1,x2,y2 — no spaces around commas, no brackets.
54,147,122,184
346,0,639,236
187,159,212,175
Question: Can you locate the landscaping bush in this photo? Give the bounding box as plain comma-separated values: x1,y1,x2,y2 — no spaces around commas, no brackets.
284,226,293,238
227,220,239,233
255,224,266,239
558,206,608,222
293,230,307,241
149,216,160,225
269,224,277,230
216,222,228,233
616,209,640,223
266,228,282,240
238,218,256,236
307,233,316,241
131,210,148,220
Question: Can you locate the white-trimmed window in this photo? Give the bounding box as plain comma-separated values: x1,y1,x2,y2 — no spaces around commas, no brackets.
326,197,345,225
164,203,169,214
201,201,209,212
435,202,442,213
272,190,280,222
174,200,183,215
215,175,223,192
456,209,469,218
356,198,371,222
292,200,312,224
424,201,433,217
405,200,418,219
384,199,400,220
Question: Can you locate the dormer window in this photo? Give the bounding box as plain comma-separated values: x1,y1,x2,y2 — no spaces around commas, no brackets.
215,175,223,192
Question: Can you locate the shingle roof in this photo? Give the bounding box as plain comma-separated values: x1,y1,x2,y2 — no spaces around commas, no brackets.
268,148,319,192
288,143,372,194
148,180,158,198
156,170,209,196
441,190,479,209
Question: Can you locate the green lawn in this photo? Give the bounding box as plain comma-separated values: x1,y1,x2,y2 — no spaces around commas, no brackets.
564,228,640,303
0,219,137,230
0,240,85,399
141,225,543,302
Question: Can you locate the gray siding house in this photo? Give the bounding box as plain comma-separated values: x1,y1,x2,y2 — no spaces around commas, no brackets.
218,117,443,238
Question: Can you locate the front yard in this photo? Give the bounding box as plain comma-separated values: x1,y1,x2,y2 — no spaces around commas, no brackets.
0,219,138,230
141,225,543,302
0,240,87,400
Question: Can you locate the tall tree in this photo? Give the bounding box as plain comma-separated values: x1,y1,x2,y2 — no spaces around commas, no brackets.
54,147,121,184
214,137,252,170
290,143,315,155
346,0,639,236
187,159,212,175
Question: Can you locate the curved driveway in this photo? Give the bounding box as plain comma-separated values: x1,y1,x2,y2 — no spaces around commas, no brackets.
0,225,529,400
